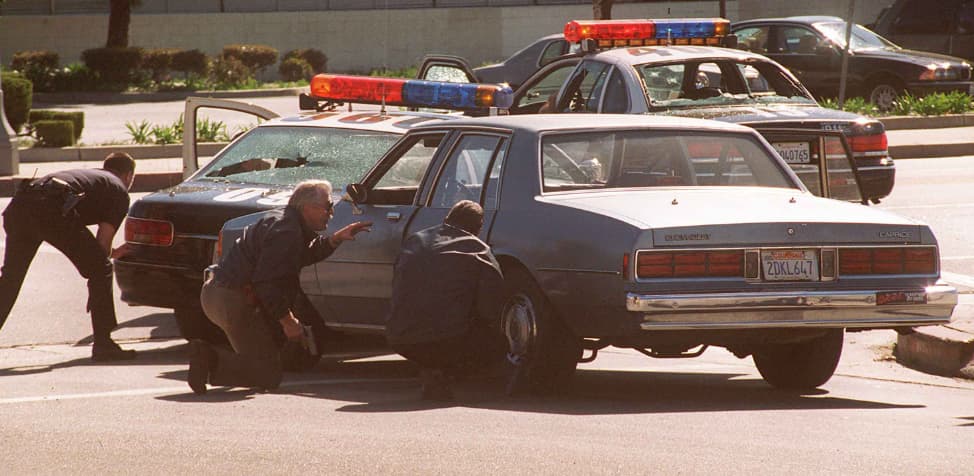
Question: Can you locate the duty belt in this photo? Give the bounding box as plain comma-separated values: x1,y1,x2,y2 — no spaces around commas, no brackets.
18,177,85,218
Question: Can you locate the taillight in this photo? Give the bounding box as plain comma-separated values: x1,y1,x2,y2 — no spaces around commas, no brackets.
124,217,174,247
636,250,743,279
848,133,888,157
838,246,937,275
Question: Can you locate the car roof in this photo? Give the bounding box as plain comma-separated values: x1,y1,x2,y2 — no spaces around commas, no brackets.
410,113,753,135
256,109,457,134
587,45,773,66
735,16,844,26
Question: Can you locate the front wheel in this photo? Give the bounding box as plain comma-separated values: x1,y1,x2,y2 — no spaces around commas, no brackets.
752,329,844,390
501,269,582,393
867,81,902,112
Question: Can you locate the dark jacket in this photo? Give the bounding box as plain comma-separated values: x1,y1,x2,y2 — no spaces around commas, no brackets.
12,169,129,228
213,206,335,323
386,223,505,346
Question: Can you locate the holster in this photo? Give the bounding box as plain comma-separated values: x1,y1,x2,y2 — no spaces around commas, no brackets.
22,177,85,218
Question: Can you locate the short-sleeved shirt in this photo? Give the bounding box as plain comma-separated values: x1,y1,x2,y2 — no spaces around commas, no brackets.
44,168,130,228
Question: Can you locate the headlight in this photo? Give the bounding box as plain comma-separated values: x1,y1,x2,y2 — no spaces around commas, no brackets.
919,64,961,81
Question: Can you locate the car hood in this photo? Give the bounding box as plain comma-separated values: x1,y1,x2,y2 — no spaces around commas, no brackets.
662,104,868,126
855,47,971,68
539,188,929,246
128,180,296,236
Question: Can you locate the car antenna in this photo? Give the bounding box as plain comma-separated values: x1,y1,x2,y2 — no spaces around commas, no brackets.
380,83,387,115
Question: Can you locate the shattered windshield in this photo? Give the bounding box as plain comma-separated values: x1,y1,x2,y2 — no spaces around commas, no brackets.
638,59,816,110
814,22,898,51
195,126,399,188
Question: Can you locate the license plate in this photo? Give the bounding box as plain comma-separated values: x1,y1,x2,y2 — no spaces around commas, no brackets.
772,142,811,164
761,249,819,281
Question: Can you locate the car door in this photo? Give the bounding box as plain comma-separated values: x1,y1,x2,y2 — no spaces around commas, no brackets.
416,55,478,83
757,129,864,203
182,97,279,179
764,25,839,96
509,57,581,114
312,130,452,331
406,131,511,241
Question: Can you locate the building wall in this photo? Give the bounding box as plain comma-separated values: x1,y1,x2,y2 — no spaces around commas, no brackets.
0,1,893,75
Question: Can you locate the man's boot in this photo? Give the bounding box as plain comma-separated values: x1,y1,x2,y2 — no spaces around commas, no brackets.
91,337,137,362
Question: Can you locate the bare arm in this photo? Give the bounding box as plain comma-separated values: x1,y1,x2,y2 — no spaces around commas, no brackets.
95,222,117,257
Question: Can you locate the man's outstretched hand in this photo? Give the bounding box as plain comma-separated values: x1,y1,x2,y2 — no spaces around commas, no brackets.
330,221,373,246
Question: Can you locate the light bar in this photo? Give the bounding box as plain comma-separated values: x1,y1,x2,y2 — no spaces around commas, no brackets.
564,18,729,47
309,74,514,110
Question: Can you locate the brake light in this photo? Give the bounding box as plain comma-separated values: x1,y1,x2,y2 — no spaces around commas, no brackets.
838,247,937,275
637,250,743,279
124,217,174,247
847,133,888,158
564,18,729,47
309,74,513,110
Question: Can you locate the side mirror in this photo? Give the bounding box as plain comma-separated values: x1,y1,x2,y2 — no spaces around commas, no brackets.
346,183,367,204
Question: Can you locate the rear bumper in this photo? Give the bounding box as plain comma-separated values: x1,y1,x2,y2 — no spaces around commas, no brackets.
854,162,895,201
627,284,957,330
114,259,204,309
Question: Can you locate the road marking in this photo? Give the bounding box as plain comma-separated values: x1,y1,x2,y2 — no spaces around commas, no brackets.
0,377,412,405
941,256,974,261
942,271,974,289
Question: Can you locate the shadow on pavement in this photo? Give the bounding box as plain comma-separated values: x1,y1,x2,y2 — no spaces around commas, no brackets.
0,338,191,378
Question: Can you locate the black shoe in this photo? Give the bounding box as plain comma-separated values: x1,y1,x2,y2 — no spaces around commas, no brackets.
91,339,137,362
187,339,215,395
420,369,454,401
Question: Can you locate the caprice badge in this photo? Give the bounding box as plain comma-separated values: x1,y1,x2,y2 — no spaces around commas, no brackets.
879,230,912,239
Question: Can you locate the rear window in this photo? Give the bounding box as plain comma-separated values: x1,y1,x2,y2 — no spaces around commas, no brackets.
541,130,796,192
195,126,399,188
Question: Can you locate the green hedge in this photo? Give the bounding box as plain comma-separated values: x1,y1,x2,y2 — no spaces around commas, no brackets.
283,48,327,73
278,57,312,82
171,49,208,77
82,47,144,84
222,44,278,73
30,110,84,142
1,72,33,133
33,120,75,147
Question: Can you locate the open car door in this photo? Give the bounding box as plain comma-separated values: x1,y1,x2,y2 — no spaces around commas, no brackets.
181,97,279,179
757,128,866,204
416,55,479,83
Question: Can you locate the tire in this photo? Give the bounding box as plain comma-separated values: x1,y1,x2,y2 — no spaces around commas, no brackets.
867,80,902,112
752,329,844,390
174,306,229,346
501,269,582,393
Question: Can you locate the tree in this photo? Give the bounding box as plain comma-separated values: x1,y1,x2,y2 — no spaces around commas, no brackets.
107,0,134,48
593,0,613,20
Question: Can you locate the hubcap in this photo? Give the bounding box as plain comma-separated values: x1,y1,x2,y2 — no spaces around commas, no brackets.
870,84,898,111
503,294,537,358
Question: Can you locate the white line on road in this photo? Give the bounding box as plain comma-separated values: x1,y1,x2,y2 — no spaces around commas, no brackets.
0,377,412,405
942,256,974,261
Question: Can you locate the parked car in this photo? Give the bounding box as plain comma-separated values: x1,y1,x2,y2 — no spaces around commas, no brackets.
732,16,974,110
418,18,897,203
471,34,573,89
114,76,511,342
221,113,957,391
869,0,974,62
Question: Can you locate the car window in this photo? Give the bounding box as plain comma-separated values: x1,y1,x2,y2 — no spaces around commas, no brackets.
737,64,772,94
561,60,611,113
517,63,575,109
539,40,568,66
369,133,445,206
541,131,796,192
642,63,685,103
483,139,508,210
890,0,953,34
815,22,899,49
197,126,398,188
423,64,473,83
776,26,822,54
430,134,503,209
639,60,815,109
601,68,629,113
735,26,771,54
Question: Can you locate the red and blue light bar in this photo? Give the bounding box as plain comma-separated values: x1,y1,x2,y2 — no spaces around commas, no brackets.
564,18,729,47
309,74,514,111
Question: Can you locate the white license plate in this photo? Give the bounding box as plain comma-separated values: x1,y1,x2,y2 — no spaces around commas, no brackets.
772,142,811,164
761,249,819,281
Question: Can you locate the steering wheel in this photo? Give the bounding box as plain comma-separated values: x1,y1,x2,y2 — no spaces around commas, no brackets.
441,177,477,206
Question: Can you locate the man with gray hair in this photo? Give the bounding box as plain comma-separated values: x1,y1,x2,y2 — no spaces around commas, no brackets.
188,180,371,394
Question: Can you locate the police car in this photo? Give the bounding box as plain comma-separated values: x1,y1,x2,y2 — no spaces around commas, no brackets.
114,75,512,342
421,18,895,203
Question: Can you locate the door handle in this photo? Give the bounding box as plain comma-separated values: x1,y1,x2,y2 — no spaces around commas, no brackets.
386,211,401,222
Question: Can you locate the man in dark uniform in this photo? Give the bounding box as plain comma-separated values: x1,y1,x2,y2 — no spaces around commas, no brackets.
386,200,507,401
188,180,371,395
0,152,137,361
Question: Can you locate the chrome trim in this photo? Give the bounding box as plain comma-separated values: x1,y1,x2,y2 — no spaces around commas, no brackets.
537,267,620,275
629,284,958,330
174,233,218,241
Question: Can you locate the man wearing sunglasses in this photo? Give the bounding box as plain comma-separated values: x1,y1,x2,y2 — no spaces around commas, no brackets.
188,180,371,395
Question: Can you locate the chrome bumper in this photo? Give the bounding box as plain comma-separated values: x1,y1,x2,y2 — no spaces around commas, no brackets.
627,284,958,330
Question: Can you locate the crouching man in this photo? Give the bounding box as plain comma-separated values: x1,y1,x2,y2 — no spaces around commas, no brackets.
386,200,507,401
188,180,372,395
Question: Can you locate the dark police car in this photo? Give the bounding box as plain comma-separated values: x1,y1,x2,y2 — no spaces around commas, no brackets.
114,76,511,341
421,18,896,203
732,16,974,111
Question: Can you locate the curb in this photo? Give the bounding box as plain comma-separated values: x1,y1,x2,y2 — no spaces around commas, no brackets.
889,143,974,159
32,87,304,106
881,114,974,131
17,143,227,163
0,171,182,197
895,300,974,379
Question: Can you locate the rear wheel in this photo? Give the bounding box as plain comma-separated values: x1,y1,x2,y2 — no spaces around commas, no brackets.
502,269,582,393
752,329,844,390
174,306,229,346
867,79,903,112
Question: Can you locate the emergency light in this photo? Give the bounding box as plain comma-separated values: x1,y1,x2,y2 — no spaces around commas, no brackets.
564,18,729,47
307,74,514,111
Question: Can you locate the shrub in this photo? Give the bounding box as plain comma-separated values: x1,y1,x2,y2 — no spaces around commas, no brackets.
171,49,209,78
209,56,254,89
283,48,327,73
33,120,75,147
49,63,99,92
369,66,419,78
221,44,278,74
29,110,84,142
278,57,312,82
82,47,144,84
142,48,179,83
11,50,60,91
1,72,33,133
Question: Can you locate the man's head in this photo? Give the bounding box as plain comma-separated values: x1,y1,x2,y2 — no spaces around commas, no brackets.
103,152,136,191
444,200,484,235
290,180,334,231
